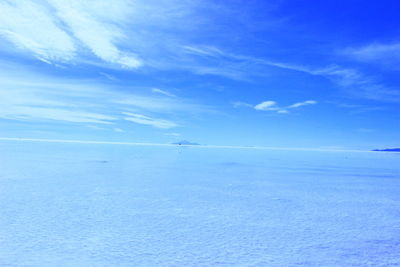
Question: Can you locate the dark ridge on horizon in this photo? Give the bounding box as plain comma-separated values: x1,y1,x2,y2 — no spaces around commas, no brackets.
372,148,400,152
171,140,200,146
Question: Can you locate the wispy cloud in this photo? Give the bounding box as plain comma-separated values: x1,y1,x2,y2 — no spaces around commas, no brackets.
1,0,395,105
0,1,75,62
232,101,253,108
99,72,119,81
123,112,177,129
0,66,208,128
182,46,225,57
277,109,289,114
183,45,400,102
334,102,385,114
252,100,318,114
0,0,141,68
0,0,226,71
343,42,400,63
152,88,176,97
49,0,142,68
288,100,317,108
113,95,209,114
180,45,315,79
313,65,400,102
254,101,279,111
239,100,319,114
0,106,116,124
1,1,398,107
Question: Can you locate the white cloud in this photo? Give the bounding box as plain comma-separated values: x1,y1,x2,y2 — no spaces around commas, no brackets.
0,0,283,76
123,112,177,129
0,0,221,71
253,100,317,113
152,88,176,97
254,101,278,111
277,109,289,114
1,0,396,104
288,100,317,108
0,1,75,62
0,0,141,68
48,0,141,68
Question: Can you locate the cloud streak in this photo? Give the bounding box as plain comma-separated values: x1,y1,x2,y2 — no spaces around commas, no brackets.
123,112,177,129
237,100,318,114
1,0,398,110
344,42,400,63
182,45,400,102
152,88,176,98
254,101,279,111
288,100,317,109
1,0,396,105
0,66,209,128
1,105,116,124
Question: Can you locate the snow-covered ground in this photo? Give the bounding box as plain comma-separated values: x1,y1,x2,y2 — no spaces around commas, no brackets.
1,141,399,266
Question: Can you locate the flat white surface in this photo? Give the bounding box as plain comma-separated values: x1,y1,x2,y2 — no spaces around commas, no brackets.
0,141,399,266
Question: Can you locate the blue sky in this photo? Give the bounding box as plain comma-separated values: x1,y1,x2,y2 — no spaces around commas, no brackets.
0,0,399,149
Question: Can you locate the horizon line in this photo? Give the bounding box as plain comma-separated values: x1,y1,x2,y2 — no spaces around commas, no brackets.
0,137,376,153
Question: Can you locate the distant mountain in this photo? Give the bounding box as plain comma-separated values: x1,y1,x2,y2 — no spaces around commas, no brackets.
171,140,200,146
372,148,400,152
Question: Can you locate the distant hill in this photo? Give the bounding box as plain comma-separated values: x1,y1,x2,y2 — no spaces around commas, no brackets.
372,148,400,152
171,140,200,146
